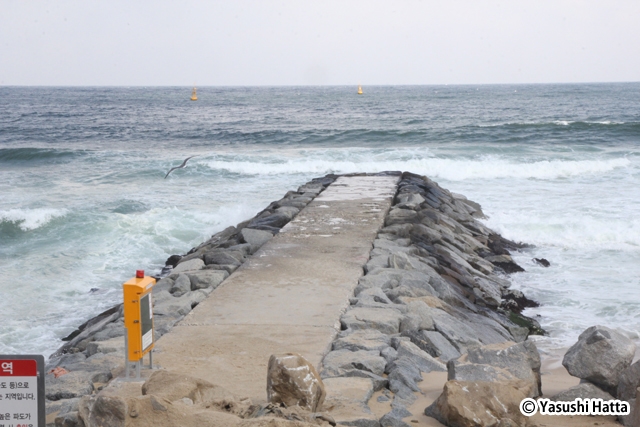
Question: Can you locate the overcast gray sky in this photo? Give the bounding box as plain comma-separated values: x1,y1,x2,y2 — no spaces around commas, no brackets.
1,0,639,86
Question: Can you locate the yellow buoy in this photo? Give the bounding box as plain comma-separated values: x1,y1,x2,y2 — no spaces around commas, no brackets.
190,86,198,101
357,84,363,95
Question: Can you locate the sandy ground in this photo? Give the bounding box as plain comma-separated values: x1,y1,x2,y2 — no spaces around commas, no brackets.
368,350,624,427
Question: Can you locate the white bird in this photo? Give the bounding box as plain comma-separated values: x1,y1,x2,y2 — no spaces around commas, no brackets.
164,156,196,179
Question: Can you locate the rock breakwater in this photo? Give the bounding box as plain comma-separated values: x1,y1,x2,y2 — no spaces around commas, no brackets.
318,172,544,426
45,171,545,427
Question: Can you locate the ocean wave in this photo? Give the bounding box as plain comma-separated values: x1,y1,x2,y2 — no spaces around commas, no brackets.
0,208,68,231
0,147,80,163
202,156,631,181
487,212,640,250
478,120,633,129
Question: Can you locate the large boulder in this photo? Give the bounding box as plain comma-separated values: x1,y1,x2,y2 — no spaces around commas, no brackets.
248,212,291,229
169,273,192,296
80,393,246,427
78,394,127,427
617,361,640,427
332,329,391,352
45,370,94,401
240,228,273,251
204,251,243,267
267,353,326,412
321,349,386,377
185,270,229,290
425,380,527,427
628,395,640,427
562,325,636,395
449,340,541,398
429,309,482,353
401,330,461,362
341,307,403,335
550,382,614,401
322,377,379,427
395,341,446,373
399,300,434,332
172,258,205,273
142,370,243,408
618,360,640,401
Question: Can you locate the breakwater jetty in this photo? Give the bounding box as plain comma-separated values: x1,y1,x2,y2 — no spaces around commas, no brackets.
44,172,637,427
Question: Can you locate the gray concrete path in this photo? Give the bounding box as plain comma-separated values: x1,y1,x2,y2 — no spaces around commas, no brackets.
154,175,399,402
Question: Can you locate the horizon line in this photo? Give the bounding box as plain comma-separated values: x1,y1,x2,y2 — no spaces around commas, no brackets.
1,81,639,88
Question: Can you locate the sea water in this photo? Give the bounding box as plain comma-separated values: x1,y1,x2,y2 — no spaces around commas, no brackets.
1,84,639,358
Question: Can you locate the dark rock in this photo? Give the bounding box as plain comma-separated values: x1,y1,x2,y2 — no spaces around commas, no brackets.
164,254,182,267
248,212,291,229
502,310,545,336
500,289,539,314
54,306,121,357
487,233,529,255
533,257,550,267
493,261,525,274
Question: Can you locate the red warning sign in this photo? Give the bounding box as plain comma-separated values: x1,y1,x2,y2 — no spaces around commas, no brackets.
0,355,44,427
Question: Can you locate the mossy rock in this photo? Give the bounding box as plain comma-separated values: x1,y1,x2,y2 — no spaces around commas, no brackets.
507,311,546,336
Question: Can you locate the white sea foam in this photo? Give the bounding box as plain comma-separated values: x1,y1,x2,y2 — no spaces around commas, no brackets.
0,208,68,231
485,211,640,250
203,156,631,182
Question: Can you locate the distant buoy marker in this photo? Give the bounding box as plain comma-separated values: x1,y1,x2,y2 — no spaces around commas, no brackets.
357,84,363,95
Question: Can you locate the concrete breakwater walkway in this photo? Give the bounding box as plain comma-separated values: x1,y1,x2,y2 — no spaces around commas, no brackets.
154,174,400,399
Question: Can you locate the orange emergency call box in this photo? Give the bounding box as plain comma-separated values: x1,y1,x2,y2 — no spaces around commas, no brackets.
123,270,156,362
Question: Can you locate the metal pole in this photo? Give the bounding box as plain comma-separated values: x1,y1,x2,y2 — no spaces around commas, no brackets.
124,327,129,379
136,360,141,379
149,350,153,369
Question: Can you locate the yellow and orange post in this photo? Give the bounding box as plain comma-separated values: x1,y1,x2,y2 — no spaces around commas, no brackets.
123,270,156,378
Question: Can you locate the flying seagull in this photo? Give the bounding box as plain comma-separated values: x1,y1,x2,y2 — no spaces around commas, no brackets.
164,156,196,179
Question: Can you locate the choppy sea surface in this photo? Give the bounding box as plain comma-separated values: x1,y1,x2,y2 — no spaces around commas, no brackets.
1,84,639,359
